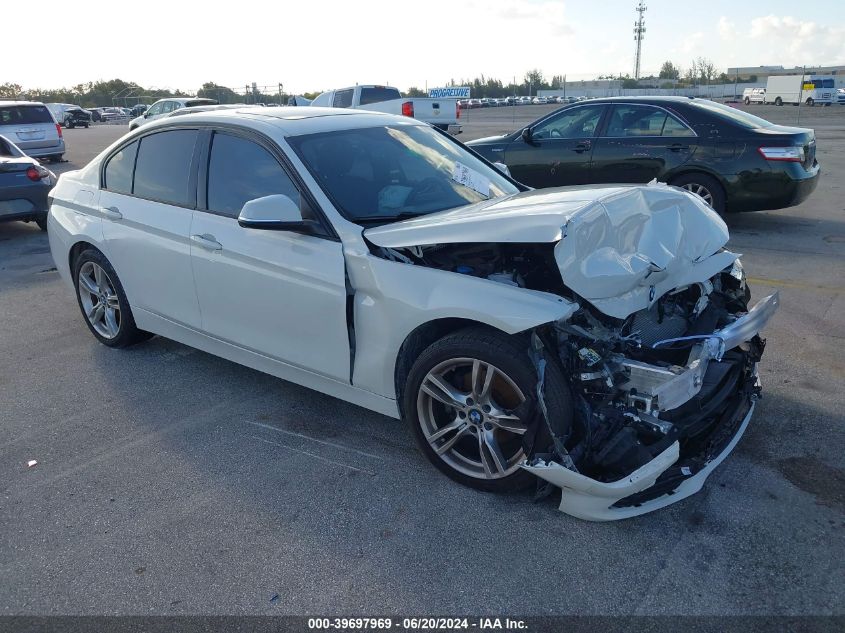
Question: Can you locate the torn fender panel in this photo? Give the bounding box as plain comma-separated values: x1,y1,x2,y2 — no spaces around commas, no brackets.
345,252,579,401
553,185,734,319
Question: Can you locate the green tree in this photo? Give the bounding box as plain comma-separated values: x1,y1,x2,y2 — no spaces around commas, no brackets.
659,61,680,80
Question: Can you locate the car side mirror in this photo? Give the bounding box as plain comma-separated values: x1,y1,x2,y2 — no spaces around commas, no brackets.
521,127,537,145
493,162,511,177
237,194,318,234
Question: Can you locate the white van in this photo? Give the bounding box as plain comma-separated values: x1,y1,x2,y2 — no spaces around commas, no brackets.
765,75,834,106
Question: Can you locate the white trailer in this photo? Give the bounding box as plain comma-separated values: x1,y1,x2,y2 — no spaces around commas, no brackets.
765,75,835,106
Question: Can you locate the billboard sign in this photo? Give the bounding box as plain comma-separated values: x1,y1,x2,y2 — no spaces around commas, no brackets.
428,87,471,99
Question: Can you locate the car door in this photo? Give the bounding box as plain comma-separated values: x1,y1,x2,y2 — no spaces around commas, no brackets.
590,104,698,184
189,129,350,381
503,104,606,188
99,128,203,328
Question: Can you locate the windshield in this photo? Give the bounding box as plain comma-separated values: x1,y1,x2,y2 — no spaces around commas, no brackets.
692,99,774,129
288,124,520,223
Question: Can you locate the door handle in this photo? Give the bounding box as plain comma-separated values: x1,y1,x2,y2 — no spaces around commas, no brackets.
572,140,591,153
191,234,222,251
668,144,689,152
100,206,122,220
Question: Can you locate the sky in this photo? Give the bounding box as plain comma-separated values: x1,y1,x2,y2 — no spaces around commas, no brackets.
9,0,845,94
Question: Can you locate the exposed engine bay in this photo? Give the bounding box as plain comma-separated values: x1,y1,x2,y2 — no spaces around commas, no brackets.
371,239,775,519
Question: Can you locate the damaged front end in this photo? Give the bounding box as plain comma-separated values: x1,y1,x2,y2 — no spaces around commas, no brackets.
524,265,777,520
363,184,779,519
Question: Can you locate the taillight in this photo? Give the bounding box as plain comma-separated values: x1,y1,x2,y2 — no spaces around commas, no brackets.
757,146,804,162
56,123,63,138
401,101,414,118
456,102,461,119
25,165,50,182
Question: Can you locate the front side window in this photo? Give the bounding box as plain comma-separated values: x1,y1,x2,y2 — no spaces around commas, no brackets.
532,106,604,140
605,105,666,137
206,132,306,218
104,141,138,194
332,89,354,108
146,102,164,116
133,130,198,206
288,124,520,223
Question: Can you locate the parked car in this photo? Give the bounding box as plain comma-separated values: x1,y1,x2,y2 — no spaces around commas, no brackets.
836,88,845,105
0,101,65,162
128,97,218,130
88,108,104,122
742,88,766,105
467,96,819,214
100,107,130,122
46,103,92,128
532,97,548,105
47,107,777,520
130,104,148,117
0,134,56,230
309,85,461,134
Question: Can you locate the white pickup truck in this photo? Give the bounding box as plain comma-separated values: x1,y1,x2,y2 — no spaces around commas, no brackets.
307,85,462,135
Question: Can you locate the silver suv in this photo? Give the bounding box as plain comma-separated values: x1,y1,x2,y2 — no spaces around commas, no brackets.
0,101,65,162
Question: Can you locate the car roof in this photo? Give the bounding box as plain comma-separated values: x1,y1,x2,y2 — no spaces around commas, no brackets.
0,100,47,107
562,96,701,106
144,105,422,137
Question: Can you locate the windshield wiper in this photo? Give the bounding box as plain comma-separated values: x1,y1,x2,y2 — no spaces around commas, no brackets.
354,211,429,224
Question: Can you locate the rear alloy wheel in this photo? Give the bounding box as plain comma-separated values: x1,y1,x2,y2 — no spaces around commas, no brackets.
404,327,572,492
73,249,151,348
672,173,726,215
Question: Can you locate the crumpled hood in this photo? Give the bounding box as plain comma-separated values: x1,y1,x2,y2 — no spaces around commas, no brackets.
364,183,737,319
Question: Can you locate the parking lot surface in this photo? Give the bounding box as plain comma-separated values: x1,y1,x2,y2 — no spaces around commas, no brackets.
1,106,843,616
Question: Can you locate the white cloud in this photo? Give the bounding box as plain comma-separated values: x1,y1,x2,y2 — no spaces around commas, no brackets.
718,17,738,40
747,15,845,65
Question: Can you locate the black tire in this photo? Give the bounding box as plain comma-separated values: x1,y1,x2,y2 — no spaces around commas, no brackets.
403,326,573,492
66,120,74,129
775,97,783,106
743,97,750,105
72,248,152,348
34,216,47,231
671,172,727,215
806,98,814,107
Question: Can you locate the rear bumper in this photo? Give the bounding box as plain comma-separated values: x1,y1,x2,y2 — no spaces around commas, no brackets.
433,123,462,135
0,182,52,219
725,162,820,212
19,140,65,158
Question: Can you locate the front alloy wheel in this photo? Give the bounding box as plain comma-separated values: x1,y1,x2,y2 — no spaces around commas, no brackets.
404,327,573,492
680,182,714,206
418,357,528,480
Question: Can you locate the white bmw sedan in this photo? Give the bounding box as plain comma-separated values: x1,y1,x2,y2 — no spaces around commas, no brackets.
48,107,778,520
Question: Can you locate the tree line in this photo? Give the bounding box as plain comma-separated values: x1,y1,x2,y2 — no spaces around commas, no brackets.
1,62,758,107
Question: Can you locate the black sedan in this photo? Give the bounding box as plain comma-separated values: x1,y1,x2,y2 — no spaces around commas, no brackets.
0,135,55,231
467,97,819,214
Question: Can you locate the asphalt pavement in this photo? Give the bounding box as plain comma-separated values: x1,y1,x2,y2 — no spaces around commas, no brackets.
0,106,843,617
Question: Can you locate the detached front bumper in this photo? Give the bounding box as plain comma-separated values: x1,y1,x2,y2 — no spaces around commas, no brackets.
523,293,778,521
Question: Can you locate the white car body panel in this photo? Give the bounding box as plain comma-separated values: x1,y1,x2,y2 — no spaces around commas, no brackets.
99,189,202,328
188,211,351,382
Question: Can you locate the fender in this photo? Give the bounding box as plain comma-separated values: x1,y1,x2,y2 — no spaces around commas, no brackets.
346,252,578,399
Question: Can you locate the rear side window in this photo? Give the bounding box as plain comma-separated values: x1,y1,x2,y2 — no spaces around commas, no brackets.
0,105,54,125
133,130,198,206
359,87,401,105
332,89,354,108
605,105,666,137
206,132,305,218
104,141,138,194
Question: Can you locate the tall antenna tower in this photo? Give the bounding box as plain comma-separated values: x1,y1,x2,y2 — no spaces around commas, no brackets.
633,1,647,80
